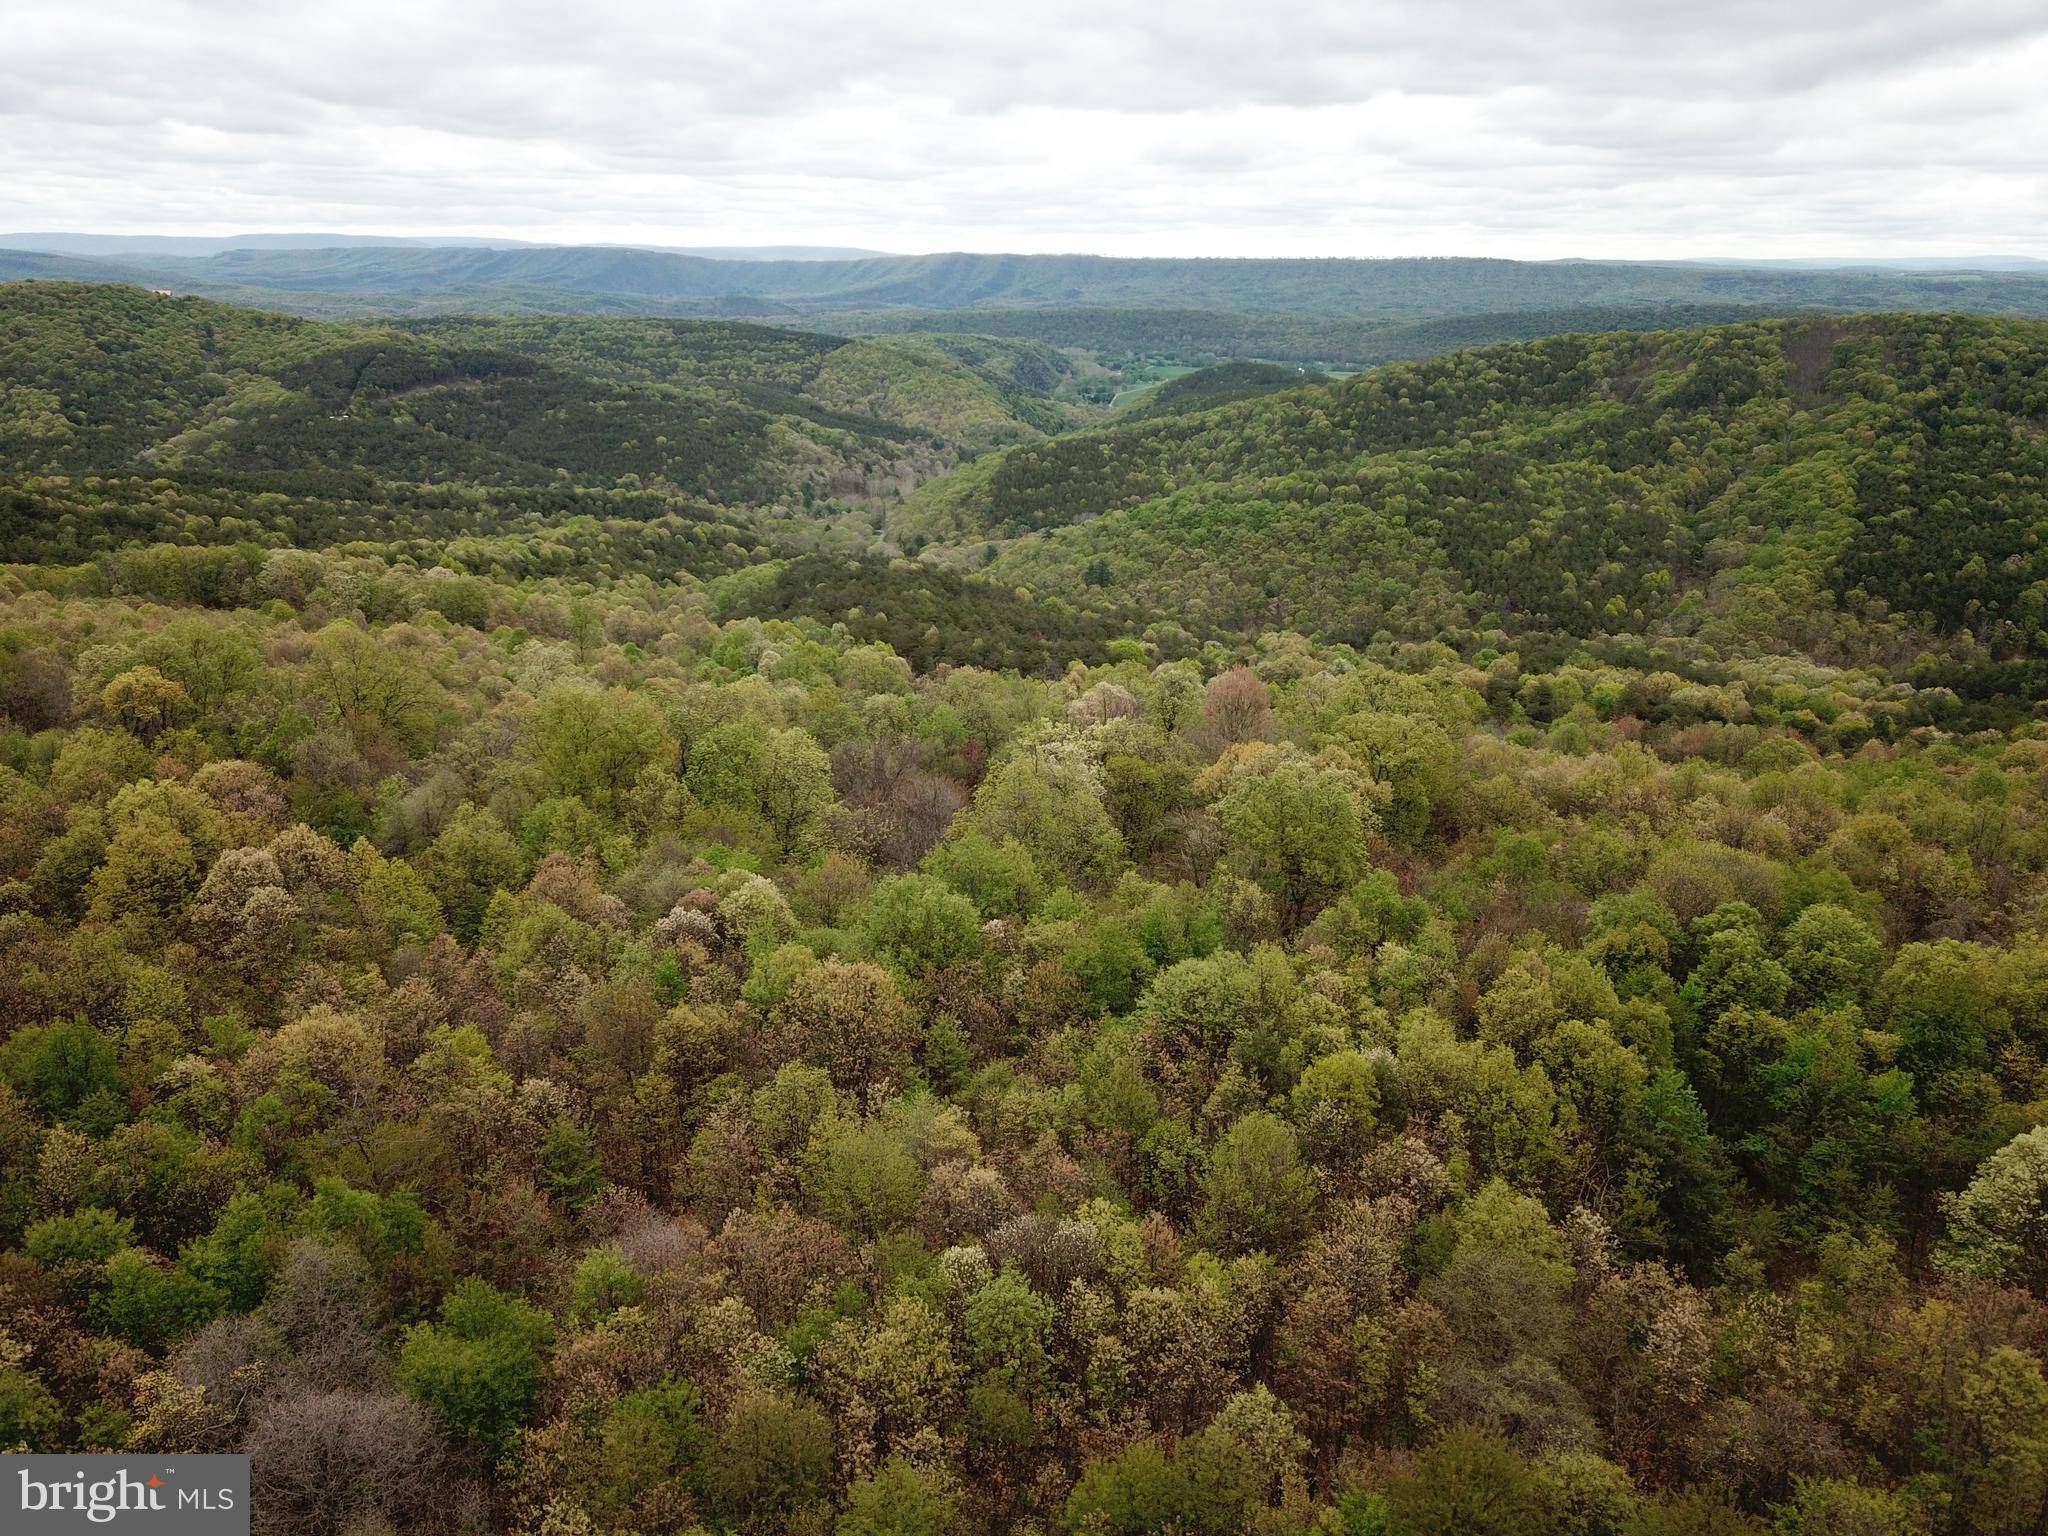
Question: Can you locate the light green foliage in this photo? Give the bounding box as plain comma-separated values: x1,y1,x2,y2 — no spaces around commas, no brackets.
569,1244,646,1323
531,683,674,808
570,1381,707,1528
706,1390,836,1531
1771,1478,1926,1536
425,805,527,942
181,1184,302,1310
861,874,985,978
1198,1112,1318,1256
1216,758,1375,926
687,720,836,852
809,1117,926,1238
24,1207,135,1269
837,1457,960,1536
1939,1127,2048,1293
964,1266,1055,1395
1781,903,1885,1007
1059,1436,1257,1536
95,1247,222,1350
966,743,1126,887
1535,1451,1640,1536
397,1278,553,1456
1290,1049,1382,1167
1382,1429,1544,1536
0,1359,60,1447
924,832,1042,919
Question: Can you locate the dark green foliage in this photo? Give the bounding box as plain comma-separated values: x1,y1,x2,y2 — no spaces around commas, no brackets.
1,1019,123,1124
717,553,1128,672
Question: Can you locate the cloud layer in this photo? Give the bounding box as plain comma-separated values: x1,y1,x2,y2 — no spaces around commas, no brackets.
5,0,2045,256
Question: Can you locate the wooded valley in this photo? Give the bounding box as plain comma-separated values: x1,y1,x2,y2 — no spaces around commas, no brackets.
2,276,2047,1536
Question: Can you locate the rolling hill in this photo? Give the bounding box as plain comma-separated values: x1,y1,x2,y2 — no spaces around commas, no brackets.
0,283,1083,502
1113,360,1326,420
896,313,2048,696
827,300,1822,368
10,283,2048,700
0,283,1124,670
14,243,2048,383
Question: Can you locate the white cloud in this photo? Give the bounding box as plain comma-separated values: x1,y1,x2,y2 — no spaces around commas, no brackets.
2,0,2043,256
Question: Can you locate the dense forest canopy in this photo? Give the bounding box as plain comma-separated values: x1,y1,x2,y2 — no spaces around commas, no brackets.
822,303,1819,370
899,313,2048,711
0,284,1093,498
2,276,2048,1536
1112,362,1325,421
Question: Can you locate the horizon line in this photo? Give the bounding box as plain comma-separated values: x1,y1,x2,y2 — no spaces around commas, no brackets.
2,233,2044,269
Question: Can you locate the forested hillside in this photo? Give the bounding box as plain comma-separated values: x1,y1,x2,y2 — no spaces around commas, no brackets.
0,282,1121,669
1115,362,1323,421
2,281,2048,1536
902,314,2048,708
0,284,1082,504
828,302,1806,368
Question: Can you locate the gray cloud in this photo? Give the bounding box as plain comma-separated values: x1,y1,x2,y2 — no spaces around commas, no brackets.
1,0,2043,255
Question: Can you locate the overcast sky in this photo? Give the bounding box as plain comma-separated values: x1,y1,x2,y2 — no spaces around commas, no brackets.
4,0,2045,258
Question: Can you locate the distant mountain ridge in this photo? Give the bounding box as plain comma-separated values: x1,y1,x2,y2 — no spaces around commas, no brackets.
1673,255,2046,272
8,243,2048,326
7,232,2036,270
